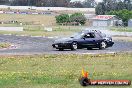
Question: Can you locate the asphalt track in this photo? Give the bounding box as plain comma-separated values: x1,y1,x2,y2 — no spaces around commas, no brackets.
0,35,132,55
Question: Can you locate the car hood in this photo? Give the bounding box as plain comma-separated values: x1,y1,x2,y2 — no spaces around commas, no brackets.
103,36,113,41
54,37,73,43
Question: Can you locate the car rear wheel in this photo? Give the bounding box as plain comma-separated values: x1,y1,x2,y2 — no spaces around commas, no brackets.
71,42,77,50
99,41,107,49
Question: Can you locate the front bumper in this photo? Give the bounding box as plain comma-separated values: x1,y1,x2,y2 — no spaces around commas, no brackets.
52,43,72,49
107,41,114,47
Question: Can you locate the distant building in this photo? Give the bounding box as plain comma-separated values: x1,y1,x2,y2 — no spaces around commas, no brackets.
128,19,132,27
91,15,122,27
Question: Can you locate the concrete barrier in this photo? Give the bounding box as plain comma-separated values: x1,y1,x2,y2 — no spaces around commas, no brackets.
44,27,53,32
0,5,95,12
0,27,23,31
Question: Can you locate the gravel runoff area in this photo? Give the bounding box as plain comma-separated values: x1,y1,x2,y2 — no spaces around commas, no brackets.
0,35,132,55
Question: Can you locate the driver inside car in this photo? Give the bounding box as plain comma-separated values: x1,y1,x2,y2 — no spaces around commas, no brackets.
84,33,95,38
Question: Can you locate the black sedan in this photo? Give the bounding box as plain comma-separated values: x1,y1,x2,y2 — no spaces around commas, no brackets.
52,30,114,51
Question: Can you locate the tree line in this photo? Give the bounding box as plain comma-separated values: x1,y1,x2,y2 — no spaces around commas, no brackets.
96,0,132,15
0,0,97,7
95,0,132,26
1,0,132,11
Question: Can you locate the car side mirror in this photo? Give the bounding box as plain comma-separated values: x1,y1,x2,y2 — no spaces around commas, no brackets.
82,37,85,40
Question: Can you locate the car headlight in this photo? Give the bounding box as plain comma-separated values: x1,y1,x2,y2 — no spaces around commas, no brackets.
105,37,112,41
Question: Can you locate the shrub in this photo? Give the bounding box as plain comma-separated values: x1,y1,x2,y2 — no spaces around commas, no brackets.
55,14,70,24
55,13,86,25
70,13,86,25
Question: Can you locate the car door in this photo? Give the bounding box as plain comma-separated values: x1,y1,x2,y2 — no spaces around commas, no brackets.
80,33,96,48
92,33,105,47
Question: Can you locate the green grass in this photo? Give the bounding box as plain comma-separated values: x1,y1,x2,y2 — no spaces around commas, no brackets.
0,25,82,37
0,54,132,88
0,13,85,37
0,14,56,26
110,27,132,32
0,43,10,48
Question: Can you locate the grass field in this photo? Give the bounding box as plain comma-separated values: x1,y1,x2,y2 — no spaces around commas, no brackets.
0,53,132,88
0,14,132,39
110,27,132,32
0,14,56,26
0,14,83,36
0,25,83,37
0,43,10,48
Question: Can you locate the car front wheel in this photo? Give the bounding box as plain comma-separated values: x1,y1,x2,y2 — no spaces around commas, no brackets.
99,41,107,49
71,42,77,50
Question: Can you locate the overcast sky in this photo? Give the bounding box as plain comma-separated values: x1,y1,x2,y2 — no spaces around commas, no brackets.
71,0,103,2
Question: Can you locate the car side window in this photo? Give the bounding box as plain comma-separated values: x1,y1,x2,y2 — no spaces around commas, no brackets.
95,33,101,38
84,33,95,38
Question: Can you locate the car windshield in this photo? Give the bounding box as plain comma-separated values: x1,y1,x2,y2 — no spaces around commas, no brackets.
70,32,85,39
102,33,106,37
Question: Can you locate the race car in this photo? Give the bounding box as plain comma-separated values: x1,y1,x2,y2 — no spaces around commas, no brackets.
52,30,114,51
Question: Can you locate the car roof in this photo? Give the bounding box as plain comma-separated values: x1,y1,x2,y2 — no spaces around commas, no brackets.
81,30,101,34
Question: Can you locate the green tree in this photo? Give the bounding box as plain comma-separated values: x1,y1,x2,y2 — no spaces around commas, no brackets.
115,2,127,10
95,0,132,15
0,0,9,5
95,2,105,15
107,9,132,26
10,0,71,7
84,0,97,8
55,14,70,24
70,13,86,25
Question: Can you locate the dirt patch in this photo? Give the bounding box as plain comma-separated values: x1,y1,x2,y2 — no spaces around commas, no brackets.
0,43,17,50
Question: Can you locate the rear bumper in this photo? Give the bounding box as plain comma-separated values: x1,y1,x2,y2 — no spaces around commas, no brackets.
52,43,72,49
